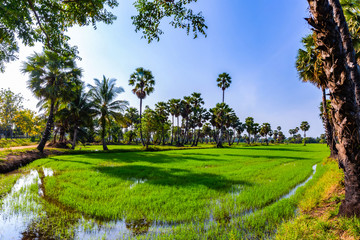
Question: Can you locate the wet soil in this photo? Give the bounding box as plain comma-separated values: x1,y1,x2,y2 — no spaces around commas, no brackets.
0,150,64,174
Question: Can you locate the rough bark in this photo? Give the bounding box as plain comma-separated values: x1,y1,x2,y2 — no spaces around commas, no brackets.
101,117,108,151
139,98,145,147
307,0,360,217
321,87,338,158
37,100,55,153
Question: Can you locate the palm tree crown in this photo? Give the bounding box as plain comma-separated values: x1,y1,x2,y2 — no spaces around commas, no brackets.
216,72,232,103
129,67,155,99
88,76,128,150
21,50,82,152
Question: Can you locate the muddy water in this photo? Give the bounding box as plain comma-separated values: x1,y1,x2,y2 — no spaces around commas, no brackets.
0,164,318,240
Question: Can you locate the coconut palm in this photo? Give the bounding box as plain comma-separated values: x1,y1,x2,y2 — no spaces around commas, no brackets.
88,76,128,150
22,50,82,152
66,84,96,149
216,72,232,103
129,67,155,146
124,107,140,130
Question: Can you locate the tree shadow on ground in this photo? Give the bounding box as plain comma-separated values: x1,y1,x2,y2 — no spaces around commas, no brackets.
73,152,226,164
96,165,252,192
224,154,310,160
234,147,311,152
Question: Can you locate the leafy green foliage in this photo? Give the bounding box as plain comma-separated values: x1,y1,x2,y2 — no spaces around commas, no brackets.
88,75,128,150
0,0,118,72
0,0,206,72
132,0,207,43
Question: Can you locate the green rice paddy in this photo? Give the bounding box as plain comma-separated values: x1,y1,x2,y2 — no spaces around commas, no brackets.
0,144,330,239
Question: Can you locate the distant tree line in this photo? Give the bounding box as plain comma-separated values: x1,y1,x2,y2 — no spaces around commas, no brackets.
16,52,318,151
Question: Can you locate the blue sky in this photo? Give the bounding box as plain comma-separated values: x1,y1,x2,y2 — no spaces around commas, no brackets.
0,1,324,137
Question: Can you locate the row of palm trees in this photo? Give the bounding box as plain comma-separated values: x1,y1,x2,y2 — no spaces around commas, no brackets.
22,51,130,152
21,49,238,150
22,50,311,151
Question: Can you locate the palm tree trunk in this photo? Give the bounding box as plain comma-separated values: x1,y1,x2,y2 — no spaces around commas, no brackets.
139,98,145,146
176,116,181,146
37,100,55,153
308,0,360,216
170,115,174,145
217,127,223,148
71,127,78,150
321,87,338,158
303,131,306,146
222,90,225,103
101,117,108,151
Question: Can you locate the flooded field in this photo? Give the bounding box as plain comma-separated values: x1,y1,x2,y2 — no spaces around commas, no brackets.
0,164,318,239
0,144,329,239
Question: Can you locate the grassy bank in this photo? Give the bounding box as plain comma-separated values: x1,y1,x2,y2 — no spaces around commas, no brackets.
0,139,36,149
275,158,360,240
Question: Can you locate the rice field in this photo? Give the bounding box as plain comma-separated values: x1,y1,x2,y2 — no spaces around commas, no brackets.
0,144,330,239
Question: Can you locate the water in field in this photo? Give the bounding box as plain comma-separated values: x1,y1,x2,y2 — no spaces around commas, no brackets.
0,165,317,239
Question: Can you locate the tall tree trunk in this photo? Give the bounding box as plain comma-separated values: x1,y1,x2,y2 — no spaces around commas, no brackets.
101,117,108,151
139,98,145,146
303,131,307,146
170,115,174,145
321,87,338,158
37,100,55,153
71,127,78,150
177,116,181,146
308,0,360,217
222,90,225,103
217,127,223,148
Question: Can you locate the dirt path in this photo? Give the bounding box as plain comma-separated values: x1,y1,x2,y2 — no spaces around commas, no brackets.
0,145,38,151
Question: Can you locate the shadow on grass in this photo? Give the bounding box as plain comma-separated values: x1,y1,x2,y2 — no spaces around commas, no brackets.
234,147,311,152
224,154,310,160
97,165,251,192
73,151,227,164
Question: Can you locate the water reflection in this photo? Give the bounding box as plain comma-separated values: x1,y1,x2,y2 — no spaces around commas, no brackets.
0,164,318,239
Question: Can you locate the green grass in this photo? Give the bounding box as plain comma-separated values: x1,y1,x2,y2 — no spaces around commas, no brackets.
0,143,331,239
0,138,36,148
0,173,21,208
275,158,360,240
22,144,329,238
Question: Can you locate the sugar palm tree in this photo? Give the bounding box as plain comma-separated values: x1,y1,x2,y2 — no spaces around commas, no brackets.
129,67,155,146
88,76,128,150
216,72,232,103
209,103,232,148
296,34,337,157
260,123,272,145
300,121,310,146
22,50,82,152
167,98,181,145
